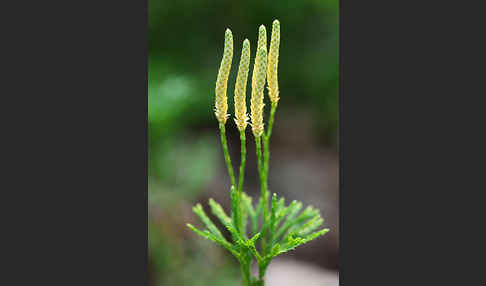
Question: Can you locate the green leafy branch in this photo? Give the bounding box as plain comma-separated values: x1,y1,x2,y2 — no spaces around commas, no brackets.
188,190,329,285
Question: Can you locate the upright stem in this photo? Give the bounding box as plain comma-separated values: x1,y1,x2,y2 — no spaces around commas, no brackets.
240,261,251,286
219,123,237,188
263,103,278,176
238,130,247,192
257,103,278,281
257,278,265,286
255,136,268,254
266,102,278,138
237,129,247,236
255,136,264,177
258,262,267,285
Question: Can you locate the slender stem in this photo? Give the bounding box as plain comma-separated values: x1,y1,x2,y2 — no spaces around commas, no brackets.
254,103,279,283
262,137,270,195
257,104,278,257
263,102,278,176
257,264,266,286
255,136,264,178
238,130,247,192
266,102,278,138
255,135,269,255
240,261,251,286
237,129,247,236
219,123,237,188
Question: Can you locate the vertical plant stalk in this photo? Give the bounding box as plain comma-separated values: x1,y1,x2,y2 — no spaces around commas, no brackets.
239,250,253,286
240,263,251,286
255,134,270,284
255,135,268,256
238,130,247,192
259,104,278,279
263,102,278,177
255,136,265,195
257,262,266,285
219,123,237,188
237,130,247,237
250,26,268,260
222,124,241,240
258,20,280,282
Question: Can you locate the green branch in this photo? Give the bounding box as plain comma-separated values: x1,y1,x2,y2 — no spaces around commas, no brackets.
238,130,247,192
263,102,277,177
219,123,237,188
255,135,270,256
237,130,247,236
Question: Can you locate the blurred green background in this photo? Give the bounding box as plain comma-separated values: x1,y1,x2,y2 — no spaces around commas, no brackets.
148,1,339,285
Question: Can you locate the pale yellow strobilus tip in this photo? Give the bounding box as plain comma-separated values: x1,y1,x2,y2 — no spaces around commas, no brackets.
215,29,233,124
252,25,267,91
234,39,251,131
250,47,267,137
267,20,280,104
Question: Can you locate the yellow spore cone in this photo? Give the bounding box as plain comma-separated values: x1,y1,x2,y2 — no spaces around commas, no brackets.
250,47,267,137
252,25,267,91
234,39,251,131
267,20,280,103
215,29,233,124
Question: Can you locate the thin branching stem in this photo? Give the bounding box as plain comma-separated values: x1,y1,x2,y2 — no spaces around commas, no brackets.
257,266,266,286
255,136,264,179
258,102,278,257
266,102,278,139
237,130,247,236
255,135,269,256
219,123,237,188
238,130,247,192
240,261,251,286
263,102,278,176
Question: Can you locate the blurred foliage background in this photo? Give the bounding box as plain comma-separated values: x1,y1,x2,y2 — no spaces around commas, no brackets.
148,0,339,285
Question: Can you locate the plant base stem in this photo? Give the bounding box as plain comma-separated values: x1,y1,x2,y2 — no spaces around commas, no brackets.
240,263,251,286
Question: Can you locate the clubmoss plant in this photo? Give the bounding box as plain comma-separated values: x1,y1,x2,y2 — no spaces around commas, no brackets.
187,20,329,286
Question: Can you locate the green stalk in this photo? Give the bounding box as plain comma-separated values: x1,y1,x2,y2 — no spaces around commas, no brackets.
255,135,268,256
237,129,247,236
255,270,265,286
255,136,264,177
220,123,241,238
238,130,247,192
219,123,237,188
263,102,278,176
256,102,278,282
240,261,251,286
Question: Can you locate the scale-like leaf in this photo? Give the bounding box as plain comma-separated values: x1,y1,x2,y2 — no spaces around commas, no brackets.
192,203,226,241
208,198,240,241
187,224,239,258
242,192,259,236
302,228,329,243
275,205,320,242
268,193,278,245
294,216,324,236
